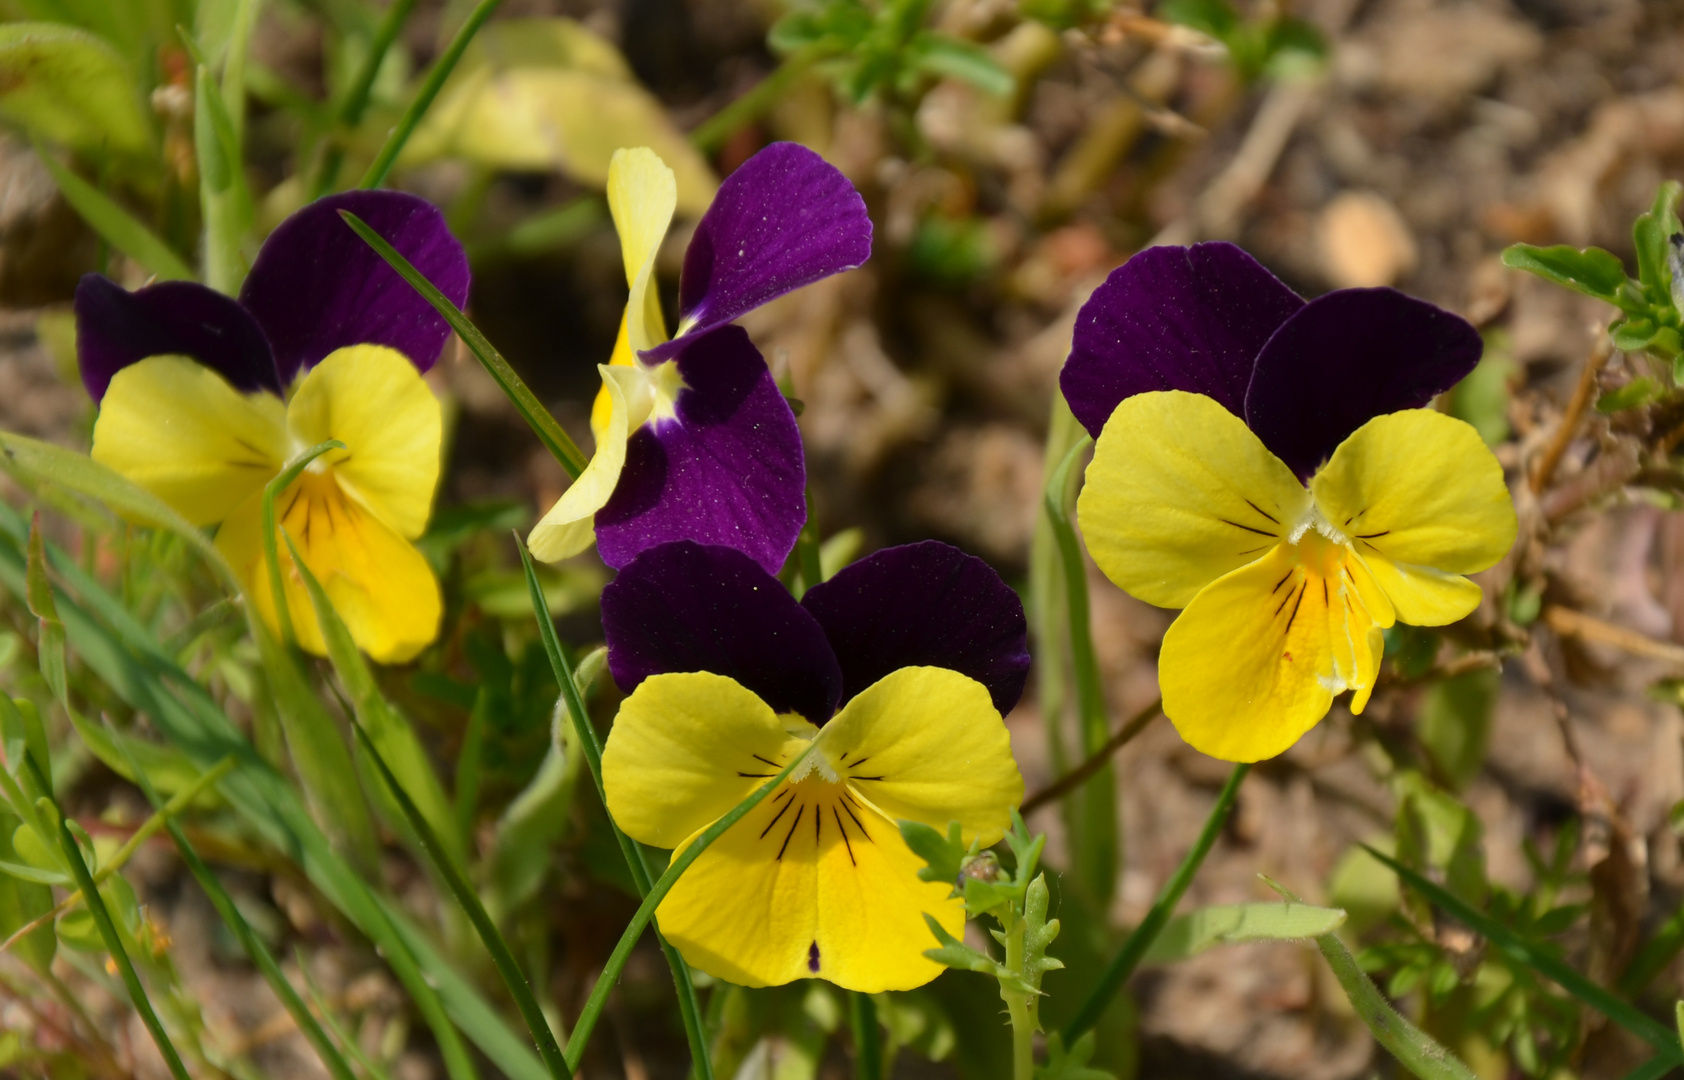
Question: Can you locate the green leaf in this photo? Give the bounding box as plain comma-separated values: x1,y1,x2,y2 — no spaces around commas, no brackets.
1037,1033,1114,1080
1501,243,1629,303
1157,0,1238,39
900,819,969,891
1635,182,1681,300
1417,668,1498,791
1595,374,1662,412
908,33,1013,96
35,150,193,280
194,62,253,294
0,814,55,972
24,513,65,705
487,697,583,916
1446,333,1518,446
1140,902,1347,964
921,911,1008,978
282,531,463,871
1612,319,1662,354
0,24,151,157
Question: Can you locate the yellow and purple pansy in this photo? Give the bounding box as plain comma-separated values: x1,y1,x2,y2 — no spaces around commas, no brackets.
1063,242,1517,763
599,539,1027,992
528,142,871,574
80,191,469,664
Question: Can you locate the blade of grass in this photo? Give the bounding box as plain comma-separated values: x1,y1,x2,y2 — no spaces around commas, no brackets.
563,738,819,1067
340,211,587,478
35,147,194,280
1062,762,1249,1043
220,0,261,142
20,753,191,1080
359,0,503,189
310,0,420,197
108,736,360,1080
1364,844,1684,1061
285,534,569,1080
516,536,714,1079
1616,1057,1676,1080
0,508,540,1080
262,439,344,647
298,949,398,1080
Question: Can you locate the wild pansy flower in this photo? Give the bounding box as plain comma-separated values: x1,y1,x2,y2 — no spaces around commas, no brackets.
1062,242,1517,763
528,142,870,574
81,191,469,663
599,539,1027,991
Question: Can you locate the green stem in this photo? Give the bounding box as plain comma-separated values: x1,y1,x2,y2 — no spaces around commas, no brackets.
311,0,420,198
260,440,344,647
360,0,503,189
1062,761,1250,1042
1045,435,1104,758
690,49,827,153
21,755,192,1080
1001,912,1035,1080
518,538,713,1079
220,0,262,143
850,992,881,1080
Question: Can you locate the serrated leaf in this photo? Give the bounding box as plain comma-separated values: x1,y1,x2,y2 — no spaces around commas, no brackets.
1501,243,1628,303
921,912,1005,977
1141,901,1346,964
901,819,969,891
0,24,151,158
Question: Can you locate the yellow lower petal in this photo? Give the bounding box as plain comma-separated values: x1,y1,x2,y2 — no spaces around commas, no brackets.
601,671,803,849
90,356,288,527
1159,536,1385,762
286,345,442,539
529,364,650,562
216,471,442,663
656,777,961,992
819,667,1021,847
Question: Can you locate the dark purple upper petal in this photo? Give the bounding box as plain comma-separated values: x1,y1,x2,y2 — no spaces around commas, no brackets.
596,326,806,575
601,540,843,726
75,274,280,402
1060,242,1304,438
239,190,469,384
1243,288,1484,479
640,142,871,363
801,541,1030,717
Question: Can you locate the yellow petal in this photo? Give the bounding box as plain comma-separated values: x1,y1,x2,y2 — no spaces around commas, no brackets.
90,356,288,527
286,345,442,539
1078,391,1311,609
590,309,638,442
655,779,961,992
1310,409,1516,580
216,473,442,663
602,671,802,849
1159,536,1386,762
1354,552,1484,626
820,667,1021,848
607,146,674,354
529,364,652,562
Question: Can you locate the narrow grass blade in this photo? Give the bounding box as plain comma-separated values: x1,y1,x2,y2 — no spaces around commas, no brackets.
310,0,420,197
261,439,344,646
1141,902,1346,964
340,211,587,478
35,148,193,280
195,62,254,294
516,536,713,1080
1364,845,1684,1061
109,736,359,1080
350,713,571,1079
563,739,818,1068
20,754,192,1080
1617,1057,1676,1080
1063,762,1250,1042
359,0,503,189
0,509,539,1080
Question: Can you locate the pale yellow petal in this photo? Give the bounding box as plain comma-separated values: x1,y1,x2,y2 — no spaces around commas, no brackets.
285,345,442,539
1355,552,1484,627
1078,390,1311,609
530,364,651,562
90,356,287,527
607,147,674,354
820,667,1021,848
601,671,802,849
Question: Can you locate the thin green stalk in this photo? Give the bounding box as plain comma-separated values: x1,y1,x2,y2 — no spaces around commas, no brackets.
1620,903,1684,994
1616,1058,1676,1080
1062,761,1250,1042
349,717,571,1079
111,741,359,1080
517,537,714,1078
1366,845,1684,1062
850,992,881,1080
360,0,503,189
341,211,588,478
221,0,262,142
312,0,421,198
20,755,191,1080
260,440,345,646
562,741,819,1068
1002,915,1034,1080
690,49,827,153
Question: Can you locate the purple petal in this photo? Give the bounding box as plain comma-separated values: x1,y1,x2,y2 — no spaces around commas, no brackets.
601,540,843,725
641,142,871,363
239,191,469,384
801,541,1030,716
596,326,806,575
1243,288,1484,479
1060,242,1304,438
74,274,280,402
